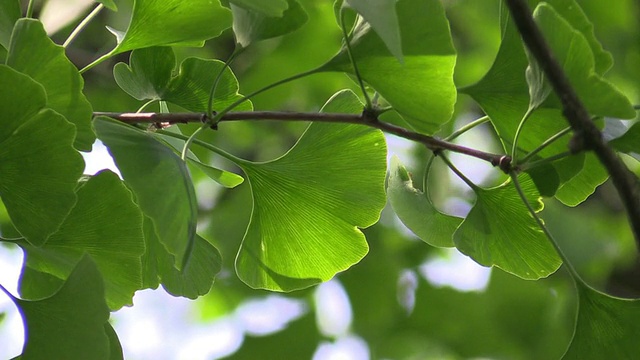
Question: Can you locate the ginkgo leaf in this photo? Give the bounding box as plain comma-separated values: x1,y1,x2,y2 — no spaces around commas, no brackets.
229,0,289,17
94,117,197,271
322,0,456,135
0,0,20,49
387,156,461,247
107,0,232,54
4,255,113,360
96,0,117,11
0,65,84,246
555,153,608,206
562,281,640,359
188,158,244,188
19,171,145,310
7,19,95,151
453,175,562,280
114,46,252,112
235,90,387,291
231,0,307,48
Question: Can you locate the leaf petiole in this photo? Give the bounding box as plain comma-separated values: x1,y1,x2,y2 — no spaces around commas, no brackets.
63,4,105,48
339,9,373,110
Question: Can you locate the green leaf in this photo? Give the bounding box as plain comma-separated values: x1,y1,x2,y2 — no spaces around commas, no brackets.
6,255,112,360
562,282,640,359
108,0,232,54
555,153,608,206
96,0,117,11
114,46,252,111
229,0,289,17
387,156,461,247
525,49,552,111
94,117,198,270
453,175,562,280
0,65,84,246
0,0,20,49
6,19,95,151
235,90,387,291
322,0,456,134
609,121,640,154
19,171,145,310
342,0,403,62
231,0,308,48
189,158,244,188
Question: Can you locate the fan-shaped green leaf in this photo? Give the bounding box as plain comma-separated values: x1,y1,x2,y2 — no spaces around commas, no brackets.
114,46,252,112
555,153,608,206
341,0,402,62
453,175,562,280
18,171,145,310
6,19,94,151
94,117,197,270
235,90,387,291
4,255,112,360
562,281,640,359
387,156,461,247
232,0,307,48
229,0,289,17
321,0,456,135
0,65,84,246
108,0,232,54
0,0,20,49
609,120,640,155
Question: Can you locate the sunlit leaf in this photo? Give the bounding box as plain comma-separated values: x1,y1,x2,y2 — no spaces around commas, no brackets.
322,0,456,134
555,153,608,206
189,159,244,188
232,0,307,48
0,0,20,49
342,0,403,62
114,46,252,112
0,65,84,246
229,0,289,17
235,90,387,291
387,156,461,247
4,255,112,360
108,0,232,54
19,171,145,310
6,19,94,151
453,175,562,280
94,117,197,270
563,281,640,359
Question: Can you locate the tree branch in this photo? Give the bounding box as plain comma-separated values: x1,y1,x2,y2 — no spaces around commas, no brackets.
93,111,511,170
505,0,640,246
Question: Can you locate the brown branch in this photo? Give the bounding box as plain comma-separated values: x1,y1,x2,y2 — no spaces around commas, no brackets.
505,0,640,246
93,111,511,170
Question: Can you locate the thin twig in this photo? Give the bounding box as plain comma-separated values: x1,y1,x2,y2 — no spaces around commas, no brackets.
505,0,640,247
93,111,511,169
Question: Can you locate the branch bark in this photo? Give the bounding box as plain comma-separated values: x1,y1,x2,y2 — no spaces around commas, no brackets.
505,0,640,246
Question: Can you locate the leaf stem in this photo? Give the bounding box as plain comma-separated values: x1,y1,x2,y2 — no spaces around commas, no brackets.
79,51,114,74
518,151,572,172
510,172,582,281
207,48,244,119
340,9,373,110
439,153,480,191
136,99,157,113
63,4,104,48
157,129,246,165
444,115,490,142
511,107,534,165
520,127,572,164
26,0,34,18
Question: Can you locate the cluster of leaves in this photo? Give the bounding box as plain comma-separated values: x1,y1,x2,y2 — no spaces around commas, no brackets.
0,0,639,358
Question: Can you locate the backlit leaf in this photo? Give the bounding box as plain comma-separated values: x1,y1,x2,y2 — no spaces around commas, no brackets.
229,0,289,17
342,0,402,62
235,90,387,291
232,0,307,48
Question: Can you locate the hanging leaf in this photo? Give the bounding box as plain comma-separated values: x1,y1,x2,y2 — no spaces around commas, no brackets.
0,0,20,49
387,156,461,247
96,0,117,11
453,175,562,280
18,171,145,310
341,0,403,62
6,19,94,151
235,90,387,291
188,159,244,188
609,121,640,155
0,65,84,246
114,46,252,111
107,0,232,54
229,0,289,17
562,281,640,359
94,117,198,271
4,255,113,360
231,0,308,48
555,153,608,206
321,0,456,135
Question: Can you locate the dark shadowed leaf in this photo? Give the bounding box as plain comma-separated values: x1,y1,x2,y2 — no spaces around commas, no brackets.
229,0,289,17
0,0,20,49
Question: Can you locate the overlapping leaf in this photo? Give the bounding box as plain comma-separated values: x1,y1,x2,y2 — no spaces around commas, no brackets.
321,0,456,135
229,0,289,17
94,117,197,270
235,90,387,291
19,171,145,310
6,19,95,151
114,46,252,112
453,175,562,280
3,255,115,360
107,0,232,54
0,0,20,49
231,0,308,48
563,281,640,359
387,156,461,247
96,0,117,11
0,65,84,246
610,122,640,155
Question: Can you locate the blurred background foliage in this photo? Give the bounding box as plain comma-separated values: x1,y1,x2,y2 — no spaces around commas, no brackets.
1,0,639,359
